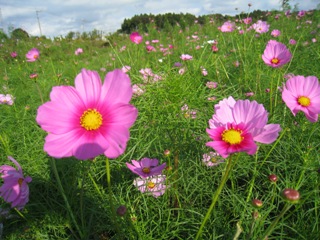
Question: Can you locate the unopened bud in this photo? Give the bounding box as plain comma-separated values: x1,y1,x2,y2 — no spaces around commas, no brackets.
252,199,263,208
268,174,278,183
116,205,127,216
282,188,300,203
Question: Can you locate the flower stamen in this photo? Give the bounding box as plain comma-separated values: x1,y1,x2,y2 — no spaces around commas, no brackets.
298,96,311,107
222,128,243,145
142,167,150,173
147,181,155,189
271,58,280,64
80,108,103,130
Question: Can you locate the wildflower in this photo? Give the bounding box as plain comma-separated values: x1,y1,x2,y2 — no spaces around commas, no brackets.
133,175,166,198
243,17,252,25
146,45,156,52
207,96,216,101
173,62,183,68
282,75,320,122
211,45,219,52
220,21,235,32
245,92,254,97
132,84,145,97
262,40,292,68
202,152,225,167
26,48,40,62
75,48,83,55
312,38,317,43
206,96,281,158
0,94,15,105
201,67,208,76
126,158,166,178
29,73,38,79
179,68,186,75
289,39,296,45
206,81,218,89
10,52,17,58
36,69,138,160
180,54,193,60
130,32,143,44
297,10,306,18
122,66,131,73
0,156,32,210
271,29,281,37
252,20,270,33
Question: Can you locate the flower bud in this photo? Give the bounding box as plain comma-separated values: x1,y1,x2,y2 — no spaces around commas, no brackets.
282,188,300,203
252,199,263,208
268,174,278,183
116,205,127,216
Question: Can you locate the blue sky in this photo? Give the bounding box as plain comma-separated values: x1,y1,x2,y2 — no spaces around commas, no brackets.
0,0,319,38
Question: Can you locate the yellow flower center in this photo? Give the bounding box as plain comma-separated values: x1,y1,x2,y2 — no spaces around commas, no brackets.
147,181,155,189
80,108,103,131
34,54,39,59
142,167,150,173
211,157,217,163
271,58,279,64
222,128,243,145
18,178,24,187
298,96,311,107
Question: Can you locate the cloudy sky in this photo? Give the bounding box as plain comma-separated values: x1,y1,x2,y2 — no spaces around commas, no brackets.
1,0,319,38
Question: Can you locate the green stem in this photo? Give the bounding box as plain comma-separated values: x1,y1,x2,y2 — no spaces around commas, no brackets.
195,154,236,239
105,157,122,239
259,203,292,240
50,158,83,238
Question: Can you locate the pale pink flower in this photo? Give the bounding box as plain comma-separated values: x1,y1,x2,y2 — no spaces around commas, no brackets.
312,38,317,43
75,48,83,55
220,21,235,32
245,92,254,97
26,48,40,62
132,84,145,96
206,81,218,89
271,29,281,37
122,66,131,73
126,158,166,178
211,45,219,52
180,54,193,61
36,69,138,160
202,152,225,167
130,32,143,44
0,156,32,210
0,94,15,105
252,20,270,33
243,17,252,25
206,96,281,158
179,68,186,75
289,39,296,45
201,67,208,76
133,175,167,198
262,40,292,68
282,75,320,122
10,52,17,58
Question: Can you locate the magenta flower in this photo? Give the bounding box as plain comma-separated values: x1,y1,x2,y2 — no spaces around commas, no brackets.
130,32,143,44
289,39,296,45
262,40,292,68
0,156,32,210
36,69,138,160
243,17,252,25
252,20,270,33
282,75,320,122
133,175,166,198
126,158,166,178
26,48,40,62
206,96,281,158
10,52,17,58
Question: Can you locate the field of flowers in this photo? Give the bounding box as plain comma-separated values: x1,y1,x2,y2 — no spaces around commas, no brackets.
0,7,320,240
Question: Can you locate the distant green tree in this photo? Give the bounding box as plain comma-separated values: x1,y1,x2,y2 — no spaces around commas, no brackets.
0,30,8,41
11,28,29,40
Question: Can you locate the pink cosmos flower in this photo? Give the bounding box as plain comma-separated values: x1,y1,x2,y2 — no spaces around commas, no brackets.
262,40,292,68
0,94,15,105
220,21,235,32
206,81,218,89
126,158,166,178
243,17,252,25
122,66,131,73
252,20,270,33
289,39,296,45
180,54,193,61
132,84,145,96
206,96,281,158
10,52,17,58
26,48,40,62
146,45,156,52
36,69,138,160
133,175,166,198
75,48,83,55
179,68,186,75
202,152,225,167
282,75,320,122
0,156,32,210
271,29,281,37
211,45,219,52
130,32,143,44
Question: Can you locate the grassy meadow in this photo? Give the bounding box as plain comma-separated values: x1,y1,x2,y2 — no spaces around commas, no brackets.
0,8,320,240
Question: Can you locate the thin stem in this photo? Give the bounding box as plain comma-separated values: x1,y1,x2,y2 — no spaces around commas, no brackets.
195,154,237,239
105,157,122,239
50,158,83,238
259,203,292,240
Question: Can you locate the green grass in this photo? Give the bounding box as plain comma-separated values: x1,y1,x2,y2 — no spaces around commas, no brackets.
0,9,320,240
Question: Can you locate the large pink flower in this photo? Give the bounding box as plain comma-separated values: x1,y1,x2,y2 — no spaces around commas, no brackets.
206,96,281,158
130,32,143,44
0,156,32,210
126,158,166,178
36,69,138,160
282,75,320,122
26,48,40,62
262,40,292,68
